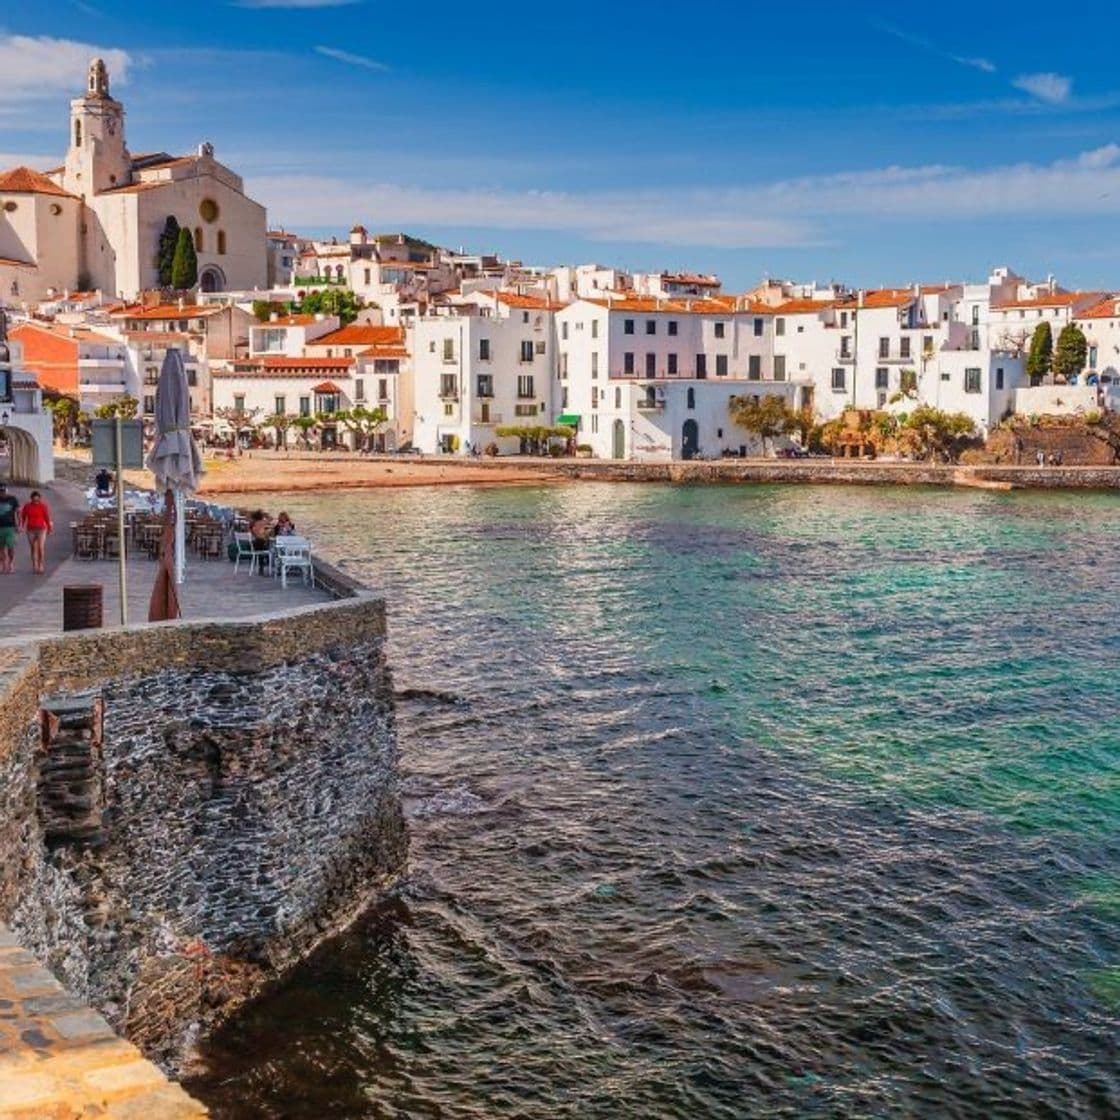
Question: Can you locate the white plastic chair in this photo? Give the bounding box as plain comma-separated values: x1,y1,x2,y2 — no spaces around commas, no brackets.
233,532,268,575
274,537,313,588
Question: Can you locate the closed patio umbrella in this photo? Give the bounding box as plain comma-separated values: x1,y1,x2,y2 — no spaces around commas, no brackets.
148,489,181,622
145,349,203,599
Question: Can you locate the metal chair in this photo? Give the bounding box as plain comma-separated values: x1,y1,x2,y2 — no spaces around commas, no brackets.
233,532,269,575
273,537,313,588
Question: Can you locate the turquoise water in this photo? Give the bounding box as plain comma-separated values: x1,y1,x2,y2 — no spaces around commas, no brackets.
187,484,1120,1118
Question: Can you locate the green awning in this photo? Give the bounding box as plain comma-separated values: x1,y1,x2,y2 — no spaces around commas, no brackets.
556,414,581,428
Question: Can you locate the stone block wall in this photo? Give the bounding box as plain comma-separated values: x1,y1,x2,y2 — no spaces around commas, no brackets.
0,594,406,1071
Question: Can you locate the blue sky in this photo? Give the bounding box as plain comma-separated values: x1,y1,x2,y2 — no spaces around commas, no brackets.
3,1,1120,291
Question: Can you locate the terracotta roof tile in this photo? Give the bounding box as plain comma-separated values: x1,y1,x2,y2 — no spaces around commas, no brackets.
1075,296,1120,319
115,303,223,321
308,325,404,347
0,166,77,199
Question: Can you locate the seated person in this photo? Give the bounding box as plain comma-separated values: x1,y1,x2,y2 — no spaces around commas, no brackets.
248,510,272,571
272,512,297,538
95,468,113,497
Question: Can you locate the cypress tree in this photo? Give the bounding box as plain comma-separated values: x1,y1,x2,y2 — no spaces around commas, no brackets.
1053,323,1088,382
157,216,180,287
1026,321,1053,384
170,227,198,290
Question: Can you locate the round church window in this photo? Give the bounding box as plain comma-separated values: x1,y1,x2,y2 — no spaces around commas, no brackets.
50,203,63,216
2,201,16,212
199,198,220,223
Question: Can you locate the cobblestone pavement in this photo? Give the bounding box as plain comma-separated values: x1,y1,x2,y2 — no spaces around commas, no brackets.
0,927,206,1118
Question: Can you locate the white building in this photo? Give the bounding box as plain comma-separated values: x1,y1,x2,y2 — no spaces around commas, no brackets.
555,296,810,460
410,292,560,454
0,315,54,483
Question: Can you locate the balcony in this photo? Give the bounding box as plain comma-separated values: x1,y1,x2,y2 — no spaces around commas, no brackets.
439,390,460,402
79,380,128,394
78,356,125,369
836,350,855,363
637,393,666,411
473,410,503,425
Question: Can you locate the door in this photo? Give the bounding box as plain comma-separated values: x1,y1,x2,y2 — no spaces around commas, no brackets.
682,419,699,460
612,418,625,459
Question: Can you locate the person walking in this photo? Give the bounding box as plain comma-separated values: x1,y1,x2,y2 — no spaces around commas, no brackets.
0,484,19,574
20,490,53,575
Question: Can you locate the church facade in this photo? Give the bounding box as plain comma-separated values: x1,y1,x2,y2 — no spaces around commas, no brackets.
0,59,267,303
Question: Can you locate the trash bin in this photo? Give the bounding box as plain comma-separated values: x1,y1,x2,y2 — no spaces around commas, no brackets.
62,585,103,632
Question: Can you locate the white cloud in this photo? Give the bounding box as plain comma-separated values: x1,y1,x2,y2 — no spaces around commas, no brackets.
313,46,388,71
249,145,1120,248
0,35,133,99
871,21,996,75
1012,72,1072,104
950,54,996,74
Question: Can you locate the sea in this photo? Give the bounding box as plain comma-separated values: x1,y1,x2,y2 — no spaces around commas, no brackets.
184,482,1120,1119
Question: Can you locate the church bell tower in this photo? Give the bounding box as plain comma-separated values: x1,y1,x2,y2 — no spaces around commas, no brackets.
61,59,131,198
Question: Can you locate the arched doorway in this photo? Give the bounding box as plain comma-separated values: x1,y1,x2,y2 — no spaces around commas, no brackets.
0,425,43,483
612,418,625,459
199,265,226,293
682,419,699,460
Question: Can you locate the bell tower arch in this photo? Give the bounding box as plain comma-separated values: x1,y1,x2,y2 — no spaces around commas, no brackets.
61,58,131,198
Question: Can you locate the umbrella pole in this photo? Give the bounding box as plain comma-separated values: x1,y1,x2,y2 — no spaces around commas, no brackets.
115,415,128,626
174,488,185,585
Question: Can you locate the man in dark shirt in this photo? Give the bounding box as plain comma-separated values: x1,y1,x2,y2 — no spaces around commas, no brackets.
95,468,113,497
0,483,20,573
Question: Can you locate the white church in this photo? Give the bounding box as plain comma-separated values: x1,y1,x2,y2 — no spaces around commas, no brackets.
0,59,267,303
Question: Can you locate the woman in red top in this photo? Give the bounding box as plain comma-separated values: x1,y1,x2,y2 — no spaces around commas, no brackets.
20,491,52,574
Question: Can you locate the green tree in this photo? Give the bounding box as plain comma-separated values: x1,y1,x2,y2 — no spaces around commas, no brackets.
93,396,139,420
902,405,976,462
44,394,79,446
215,404,260,433
157,216,180,287
263,412,292,449
252,299,289,322
170,227,198,290
728,394,799,455
1026,321,1053,385
336,405,387,451
290,415,319,449
495,424,572,455
1053,323,1089,382
298,288,362,325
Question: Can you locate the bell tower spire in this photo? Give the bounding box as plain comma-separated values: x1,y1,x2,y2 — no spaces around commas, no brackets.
62,57,130,198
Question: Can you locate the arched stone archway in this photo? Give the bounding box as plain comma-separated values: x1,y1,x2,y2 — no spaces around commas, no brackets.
0,425,43,483
199,265,226,293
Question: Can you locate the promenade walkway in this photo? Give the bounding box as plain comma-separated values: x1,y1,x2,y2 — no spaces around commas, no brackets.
0,481,329,643
0,927,205,1118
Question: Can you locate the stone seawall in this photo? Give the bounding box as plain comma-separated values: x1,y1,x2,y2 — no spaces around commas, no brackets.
0,592,406,1073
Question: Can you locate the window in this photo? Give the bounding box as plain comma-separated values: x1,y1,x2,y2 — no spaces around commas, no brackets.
562,322,569,340
964,367,982,393
444,403,454,417
624,319,635,335
776,318,786,337
696,354,707,379
995,367,1005,390
479,338,491,361
442,338,455,362
840,335,852,358
299,396,311,417
667,353,678,375
591,320,599,339
355,379,365,402
74,119,81,146
668,321,678,336
831,368,846,392
646,320,656,335
477,374,494,398
748,355,761,380
875,367,889,389
714,322,726,339
687,387,695,410
900,337,911,359
143,395,155,415
646,353,656,376
941,372,951,382
591,415,599,434
923,335,933,353
591,387,598,408
773,355,786,381
522,311,530,324
199,198,220,223
753,318,764,337
624,352,635,374
274,395,286,415
440,373,458,399
971,305,980,325
591,352,599,378
233,394,245,411
1089,346,1098,368
840,311,848,327
186,365,197,388
878,337,890,359
217,230,227,255
364,268,371,285
716,355,729,376
615,387,622,408
899,369,916,394
194,227,203,252
520,340,534,363
517,374,535,398
561,388,569,409
561,353,569,378
535,340,546,354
